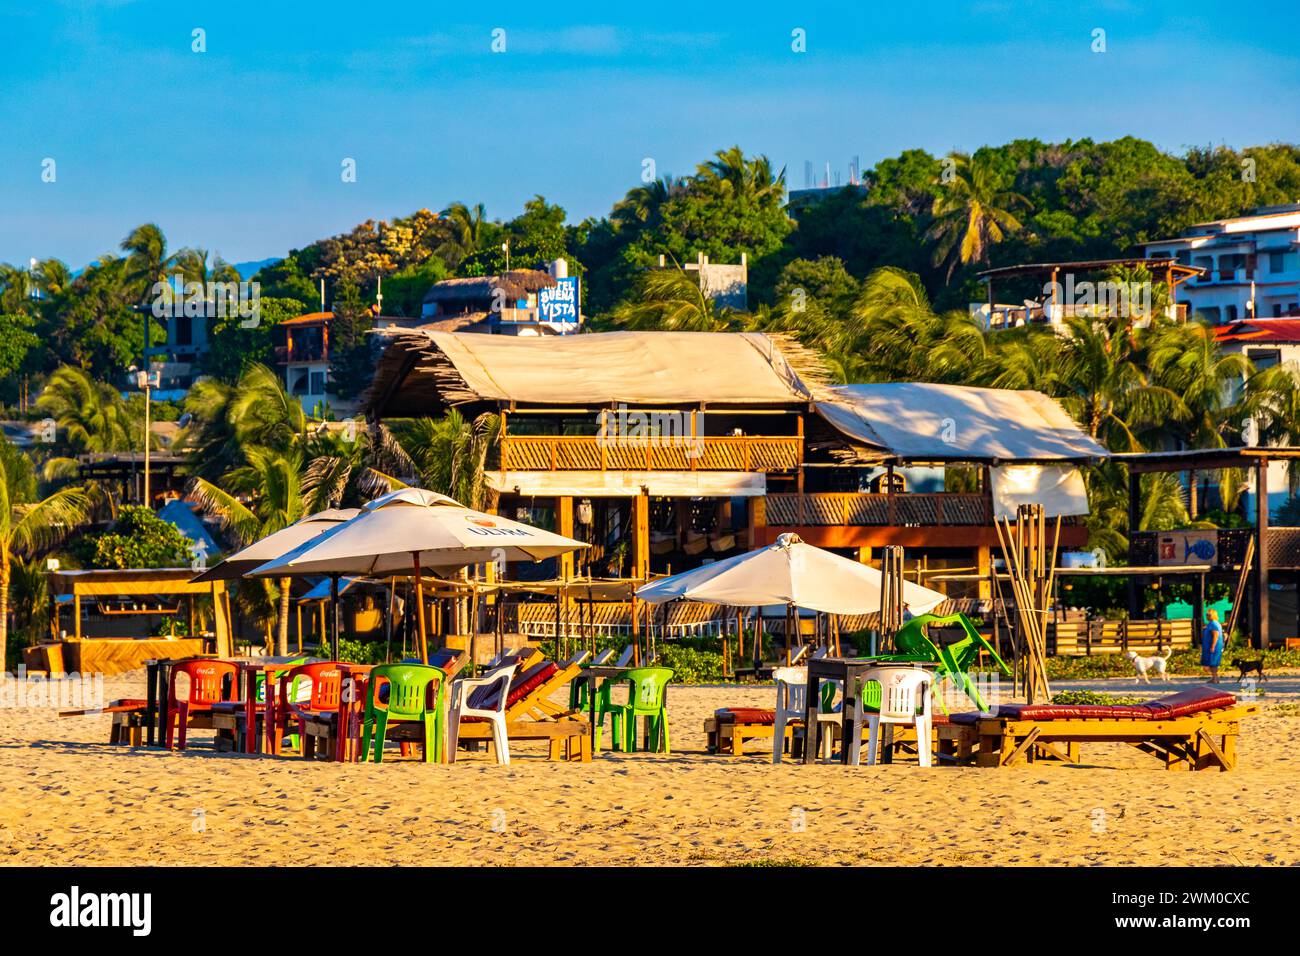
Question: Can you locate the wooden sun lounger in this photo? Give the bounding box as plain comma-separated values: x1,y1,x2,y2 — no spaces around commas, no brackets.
950,685,1257,771
453,651,592,761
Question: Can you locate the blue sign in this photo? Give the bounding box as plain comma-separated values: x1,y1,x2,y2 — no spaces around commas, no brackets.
538,276,580,326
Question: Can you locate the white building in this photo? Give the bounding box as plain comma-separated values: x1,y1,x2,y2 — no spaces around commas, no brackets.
1141,203,1300,324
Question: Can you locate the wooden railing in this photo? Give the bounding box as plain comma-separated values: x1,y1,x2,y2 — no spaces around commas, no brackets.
765,492,992,527
1046,618,1193,656
499,435,802,472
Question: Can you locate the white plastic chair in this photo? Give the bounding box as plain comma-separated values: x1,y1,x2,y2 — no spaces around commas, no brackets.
848,666,933,767
447,662,517,765
771,666,841,763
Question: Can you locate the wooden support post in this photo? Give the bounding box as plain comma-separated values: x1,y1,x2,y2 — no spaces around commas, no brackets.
412,555,428,664
558,496,575,581
633,491,650,579
976,545,991,600
1254,458,1269,650
1127,469,1143,619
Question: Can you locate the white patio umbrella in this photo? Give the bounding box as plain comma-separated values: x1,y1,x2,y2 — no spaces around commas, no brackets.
190,508,359,582
635,533,946,616
635,532,947,664
248,488,588,661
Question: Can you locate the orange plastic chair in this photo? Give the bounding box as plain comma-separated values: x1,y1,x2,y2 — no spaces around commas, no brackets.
273,662,345,755
164,659,239,751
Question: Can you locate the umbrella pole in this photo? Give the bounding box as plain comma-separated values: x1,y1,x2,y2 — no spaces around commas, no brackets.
330,574,341,661
412,552,428,665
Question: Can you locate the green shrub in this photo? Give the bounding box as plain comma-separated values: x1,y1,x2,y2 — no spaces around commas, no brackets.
74,505,194,569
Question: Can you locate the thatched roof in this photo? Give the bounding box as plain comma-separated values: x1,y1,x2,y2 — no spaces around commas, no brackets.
365,330,833,417
421,270,557,305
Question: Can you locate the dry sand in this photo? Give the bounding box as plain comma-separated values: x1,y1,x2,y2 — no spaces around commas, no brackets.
1,670,1297,867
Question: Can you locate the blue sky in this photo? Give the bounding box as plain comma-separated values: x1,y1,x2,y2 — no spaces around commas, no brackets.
2,0,1298,268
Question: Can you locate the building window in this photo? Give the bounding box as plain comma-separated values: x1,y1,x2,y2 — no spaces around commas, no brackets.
1226,305,1238,321
1248,349,1281,370
309,371,327,395
175,315,193,346
1270,251,1286,273
1196,306,1221,323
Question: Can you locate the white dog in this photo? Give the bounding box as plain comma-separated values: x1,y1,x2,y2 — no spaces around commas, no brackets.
1126,648,1172,684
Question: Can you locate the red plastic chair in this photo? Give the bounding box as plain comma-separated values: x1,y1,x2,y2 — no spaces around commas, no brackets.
164,660,239,751
273,662,344,755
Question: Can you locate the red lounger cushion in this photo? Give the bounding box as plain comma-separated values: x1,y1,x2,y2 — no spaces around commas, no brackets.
715,708,776,725
949,685,1238,724
1142,685,1237,719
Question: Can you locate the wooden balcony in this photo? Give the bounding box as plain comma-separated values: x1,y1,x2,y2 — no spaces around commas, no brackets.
499,435,801,472
765,492,993,527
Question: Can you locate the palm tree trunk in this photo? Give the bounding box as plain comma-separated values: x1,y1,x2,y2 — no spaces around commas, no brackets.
277,577,291,657
0,553,9,673
1189,469,1198,519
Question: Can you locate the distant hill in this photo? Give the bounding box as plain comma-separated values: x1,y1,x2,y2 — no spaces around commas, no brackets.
234,257,281,279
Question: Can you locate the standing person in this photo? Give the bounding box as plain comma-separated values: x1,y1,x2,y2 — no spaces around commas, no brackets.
1201,608,1225,684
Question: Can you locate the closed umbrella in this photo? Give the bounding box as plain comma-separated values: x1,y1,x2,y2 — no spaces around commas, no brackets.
249,488,588,661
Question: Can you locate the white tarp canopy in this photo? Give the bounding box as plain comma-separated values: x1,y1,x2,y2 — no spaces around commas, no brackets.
816,383,1108,463
413,330,812,406
248,488,588,577
635,532,947,616
989,464,1090,520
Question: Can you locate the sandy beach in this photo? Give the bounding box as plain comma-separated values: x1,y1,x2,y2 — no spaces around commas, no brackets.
1,671,1296,868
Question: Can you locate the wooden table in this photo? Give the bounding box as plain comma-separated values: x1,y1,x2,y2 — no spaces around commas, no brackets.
802,658,938,765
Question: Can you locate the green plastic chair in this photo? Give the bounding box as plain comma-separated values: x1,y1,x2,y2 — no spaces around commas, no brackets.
872,613,1011,713
360,663,447,763
614,666,674,753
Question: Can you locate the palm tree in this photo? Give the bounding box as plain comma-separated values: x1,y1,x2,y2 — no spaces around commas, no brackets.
609,264,740,332
0,262,34,313
392,411,501,511
121,223,177,300
696,146,786,205
1053,315,1183,452
32,258,73,298
223,363,308,454
611,177,686,229
188,447,308,655
435,202,487,269
1147,320,1253,516
845,267,987,382
301,420,414,511
0,440,91,666
926,153,1026,281
36,366,141,453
